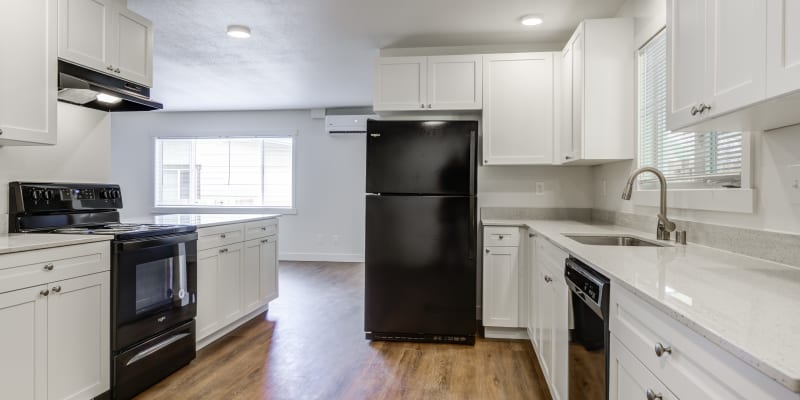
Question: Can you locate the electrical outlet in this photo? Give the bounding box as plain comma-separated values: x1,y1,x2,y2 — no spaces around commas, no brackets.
535,182,545,195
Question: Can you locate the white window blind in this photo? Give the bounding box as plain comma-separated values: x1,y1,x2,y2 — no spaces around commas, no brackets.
155,137,293,208
638,30,743,190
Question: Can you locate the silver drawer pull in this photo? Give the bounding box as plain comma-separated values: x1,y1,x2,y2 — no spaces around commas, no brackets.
654,342,672,357
261,239,270,244
498,235,504,239
544,275,553,283
43,263,54,271
261,227,267,231
40,289,49,297
51,285,62,293
220,233,227,239
219,248,229,254
646,389,663,400
485,249,490,254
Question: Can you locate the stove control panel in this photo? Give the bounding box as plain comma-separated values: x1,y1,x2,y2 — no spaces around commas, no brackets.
10,182,124,213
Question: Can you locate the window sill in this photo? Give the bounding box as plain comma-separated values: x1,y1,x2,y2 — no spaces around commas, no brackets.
632,188,755,214
152,206,297,215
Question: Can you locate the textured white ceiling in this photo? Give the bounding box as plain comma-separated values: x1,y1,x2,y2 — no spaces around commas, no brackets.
128,0,626,111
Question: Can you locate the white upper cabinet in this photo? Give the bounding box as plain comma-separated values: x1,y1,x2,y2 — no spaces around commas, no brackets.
373,55,482,111
560,19,634,165
58,0,153,87
0,0,57,146
483,52,555,165
667,0,766,131
767,0,800,97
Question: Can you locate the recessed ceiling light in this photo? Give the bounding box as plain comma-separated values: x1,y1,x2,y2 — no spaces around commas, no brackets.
520,15,543,26
227,25,251,39
96,93,122,104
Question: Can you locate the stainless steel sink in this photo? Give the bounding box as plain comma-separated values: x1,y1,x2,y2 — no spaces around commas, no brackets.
564,234,667,247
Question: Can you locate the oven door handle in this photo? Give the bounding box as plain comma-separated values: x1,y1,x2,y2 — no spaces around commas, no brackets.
125,333,191,366
116,232,198,252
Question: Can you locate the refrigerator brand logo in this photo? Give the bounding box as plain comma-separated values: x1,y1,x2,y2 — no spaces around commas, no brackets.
370,133,381,137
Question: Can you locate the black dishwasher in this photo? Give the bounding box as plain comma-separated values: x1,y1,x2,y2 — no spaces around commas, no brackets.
565,257,610,400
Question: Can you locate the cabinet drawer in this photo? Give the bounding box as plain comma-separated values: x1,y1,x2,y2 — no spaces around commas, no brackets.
243,219,278,241
197,224,244,251
611,285,797,400
610,335,678,400
0,241,110,294
483,227,520,247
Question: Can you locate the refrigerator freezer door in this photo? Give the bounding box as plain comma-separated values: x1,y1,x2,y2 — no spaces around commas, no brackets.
366,120,477,195
364,195,476,336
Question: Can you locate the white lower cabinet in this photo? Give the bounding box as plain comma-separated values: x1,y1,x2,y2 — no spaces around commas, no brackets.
610,335,677,400
482,246,519,327
0,241,111,400
534,237,569,400
196,218,279,347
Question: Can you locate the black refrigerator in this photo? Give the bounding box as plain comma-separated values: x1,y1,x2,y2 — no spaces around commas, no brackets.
364,120,477,345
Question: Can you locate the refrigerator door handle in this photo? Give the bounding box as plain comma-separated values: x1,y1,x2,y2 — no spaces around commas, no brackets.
468,197,476,260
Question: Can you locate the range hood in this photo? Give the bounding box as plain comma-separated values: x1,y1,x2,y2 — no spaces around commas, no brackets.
57,61,163,112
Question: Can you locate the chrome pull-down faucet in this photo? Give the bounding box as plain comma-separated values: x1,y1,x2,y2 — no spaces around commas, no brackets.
621,167,676,241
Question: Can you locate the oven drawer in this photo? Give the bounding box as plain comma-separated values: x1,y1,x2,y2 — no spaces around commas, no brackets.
483,227,520,247
610,284,796,400
244,219,278,241
197,224,244,251
0,241,110,294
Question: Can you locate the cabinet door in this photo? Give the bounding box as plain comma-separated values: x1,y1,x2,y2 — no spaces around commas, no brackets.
196,248,220,340
667,0,707,130
373,57,427,111
242,239,262,314
47,272,110,400
482,246,519,327
57,0,113,73
427,55,482,110
609,336,678,400
767,0,800,97
527,233,540,352
0,285,48,400
568,30,584,163
0,0,57,145
113,7,153,86
537,266,554,381
706,0,766,117
560,45,575,163
483,53,554,165
551,268,570,400
259,237,279,304
217,243,244,327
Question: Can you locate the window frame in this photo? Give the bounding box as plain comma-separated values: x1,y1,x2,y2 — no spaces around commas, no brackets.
632,28,755,214
151,133,298,215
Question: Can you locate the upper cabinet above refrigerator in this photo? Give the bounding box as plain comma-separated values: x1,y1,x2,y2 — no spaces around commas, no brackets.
373,55,482,112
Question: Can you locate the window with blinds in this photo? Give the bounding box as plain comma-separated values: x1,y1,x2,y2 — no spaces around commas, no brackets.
155,137,293,208
638,30,743,190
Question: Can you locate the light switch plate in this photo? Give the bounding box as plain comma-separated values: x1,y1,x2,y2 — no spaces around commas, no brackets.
535,182,545,195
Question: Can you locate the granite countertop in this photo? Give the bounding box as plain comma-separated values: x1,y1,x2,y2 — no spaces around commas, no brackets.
0,233,113,255
126,213,280,228
483,218,800,393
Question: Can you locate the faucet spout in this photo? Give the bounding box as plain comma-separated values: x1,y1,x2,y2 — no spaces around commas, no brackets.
620,167,676,240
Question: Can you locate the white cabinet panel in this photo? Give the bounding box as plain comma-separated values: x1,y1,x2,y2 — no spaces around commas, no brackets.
114,7,153,86
58,0,111,72
767,0,800,97
482,246,519,327
560,45,575,162
47,272,109,400
536,237,569,400
483,53,554,165
0,0,57,146
668,0,707,129
244,237,278,313
427,55,482,110
0,285,48,400
196,248,220,340
527,232,540,353
259,237,279,303
216,243,244,327
610,336,678,400
373,57,427,111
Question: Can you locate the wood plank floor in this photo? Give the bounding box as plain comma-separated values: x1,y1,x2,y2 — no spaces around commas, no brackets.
135,261,550,400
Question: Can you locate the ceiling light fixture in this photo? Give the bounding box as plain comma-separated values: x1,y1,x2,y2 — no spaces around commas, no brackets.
520,15,543,26
227,25,251,39
96,93,122,104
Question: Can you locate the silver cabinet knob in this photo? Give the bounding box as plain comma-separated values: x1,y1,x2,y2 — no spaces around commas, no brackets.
51,285,62,293
261,227,267,231
107,65,113,71
565,156,572,160
40,289,49,297
43,263,54,271
529,233,535,238
485,249,490,254
220,233,227,239
544,275,553,283
498,235,504,240
261,239,269,244
420,104,425,108
219,248,229,254
690,105,700,116
654,342,672,357
646,389,663,400
427,104,432,108
484,160,488,164
114,67,121,73
0,128,4,135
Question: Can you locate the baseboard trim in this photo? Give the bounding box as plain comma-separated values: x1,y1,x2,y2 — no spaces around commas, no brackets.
280,252,364,263
484,326,529,340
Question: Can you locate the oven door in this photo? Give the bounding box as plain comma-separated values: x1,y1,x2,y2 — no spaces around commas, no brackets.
113,232,198,352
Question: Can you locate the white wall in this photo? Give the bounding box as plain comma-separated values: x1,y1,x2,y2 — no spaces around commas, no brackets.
110,110,367,262
594,0,800,234
0,103,111,233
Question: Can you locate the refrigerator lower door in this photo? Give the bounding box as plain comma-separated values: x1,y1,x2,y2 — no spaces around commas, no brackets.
365,195,476,341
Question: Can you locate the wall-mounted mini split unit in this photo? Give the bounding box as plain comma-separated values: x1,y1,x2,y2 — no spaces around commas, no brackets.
325,115,376,134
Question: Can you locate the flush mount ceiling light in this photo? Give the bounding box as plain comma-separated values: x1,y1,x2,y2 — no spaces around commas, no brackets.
520,15,543,26
227,25,251,38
